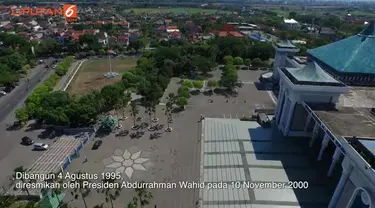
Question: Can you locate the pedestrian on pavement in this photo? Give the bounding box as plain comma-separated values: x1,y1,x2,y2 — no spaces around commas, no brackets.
84,156,88,163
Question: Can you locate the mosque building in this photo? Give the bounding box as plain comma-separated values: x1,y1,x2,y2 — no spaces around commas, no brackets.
272,20,375,208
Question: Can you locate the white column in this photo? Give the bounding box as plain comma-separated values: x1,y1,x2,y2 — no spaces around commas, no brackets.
284,101,296,136
318,133,330,161
328,147,342,177
328,164,353,208
309,123,319,147
304,114,312,132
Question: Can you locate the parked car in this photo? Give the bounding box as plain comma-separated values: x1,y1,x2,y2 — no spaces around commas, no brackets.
92,140,103,150
21,136,34,145
33,143,49,150
0,91,6,97
52,60,58,64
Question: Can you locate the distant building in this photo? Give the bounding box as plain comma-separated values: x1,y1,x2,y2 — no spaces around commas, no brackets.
283,19,300,30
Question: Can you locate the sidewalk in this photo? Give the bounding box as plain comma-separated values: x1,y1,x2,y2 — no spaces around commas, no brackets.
54,59,86,91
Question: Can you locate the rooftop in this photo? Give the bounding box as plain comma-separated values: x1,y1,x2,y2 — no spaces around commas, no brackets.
283,61,343,86
308,20,375,74
310,104,375,138
284,18,299,24
200,118,331,207
275,39,298,49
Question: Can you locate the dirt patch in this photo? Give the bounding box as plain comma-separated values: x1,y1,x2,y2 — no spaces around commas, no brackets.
68,58,138,96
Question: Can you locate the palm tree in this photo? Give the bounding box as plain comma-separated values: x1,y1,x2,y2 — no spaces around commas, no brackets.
165,93,176,131
98,178,121,208
12,166,30,196
0,193,16,208
145,102,153,130
70,171,91,208
114,102,122,126
129,101,139,130
151,102,158,123
121,92,131,120
135,186,153,208
127,197,138,208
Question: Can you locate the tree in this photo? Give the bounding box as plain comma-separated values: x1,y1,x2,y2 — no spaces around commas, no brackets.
233,57,244,65
192,55,215,74
13,166,30,196
0,193,16,208
121,92,131,119
88,50,96,56
99,178,121,208
251,58,263,67
223,55,234,65
129,101,139,129
178,86,190,99
176,97,188,110
244,58,251,66
70,171,91,208
165,93,176,131
289,11,297,19
134,186,153,208
15,107,29,126
145,101,153,129
219,69,238,91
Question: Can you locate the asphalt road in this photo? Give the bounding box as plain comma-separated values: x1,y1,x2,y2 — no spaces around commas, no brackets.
0,58,55,123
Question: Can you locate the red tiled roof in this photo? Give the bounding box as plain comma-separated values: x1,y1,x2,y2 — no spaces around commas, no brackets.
218,31,228,37
165,19,172,23
167,25,178,29
171,31,181,37
71,32,82,40
228,31,244,38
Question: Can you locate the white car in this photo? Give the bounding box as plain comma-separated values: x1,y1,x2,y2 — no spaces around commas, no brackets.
0,91,6,97
33,143,49,150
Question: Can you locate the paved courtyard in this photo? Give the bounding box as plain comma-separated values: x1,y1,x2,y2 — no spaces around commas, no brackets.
63,75,277,208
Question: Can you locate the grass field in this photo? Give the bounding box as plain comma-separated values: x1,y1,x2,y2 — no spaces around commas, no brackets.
68,58,138,96
124,7,230,14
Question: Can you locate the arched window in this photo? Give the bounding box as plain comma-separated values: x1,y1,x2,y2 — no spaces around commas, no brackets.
346,187,372,208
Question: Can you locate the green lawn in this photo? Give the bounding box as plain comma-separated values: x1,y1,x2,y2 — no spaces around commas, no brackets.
124,7,230,14
68,58,138,96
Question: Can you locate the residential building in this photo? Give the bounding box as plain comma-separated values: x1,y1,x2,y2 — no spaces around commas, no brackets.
283,19,301,30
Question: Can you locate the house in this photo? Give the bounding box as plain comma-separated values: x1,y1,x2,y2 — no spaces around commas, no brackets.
129,32,140,42
165,19,172,25
283,19,301,30
117,34,129,46
170,31,181,39
166,25,179,33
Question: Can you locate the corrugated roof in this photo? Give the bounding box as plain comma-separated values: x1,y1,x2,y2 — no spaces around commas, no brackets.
308,20,375,74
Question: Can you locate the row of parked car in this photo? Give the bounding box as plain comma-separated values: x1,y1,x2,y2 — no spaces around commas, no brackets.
21,136,49,150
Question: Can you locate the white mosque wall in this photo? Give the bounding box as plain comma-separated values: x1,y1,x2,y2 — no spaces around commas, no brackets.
336,157,375,207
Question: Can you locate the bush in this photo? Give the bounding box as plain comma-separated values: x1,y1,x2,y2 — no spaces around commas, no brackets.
181,79,194,88
193,80,204,89
178,86,190,99
176,96,188,107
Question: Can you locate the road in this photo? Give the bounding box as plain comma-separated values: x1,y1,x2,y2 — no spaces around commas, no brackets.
0,58,55,123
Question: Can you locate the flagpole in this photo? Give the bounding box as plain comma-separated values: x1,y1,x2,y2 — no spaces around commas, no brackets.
105,32,112,73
